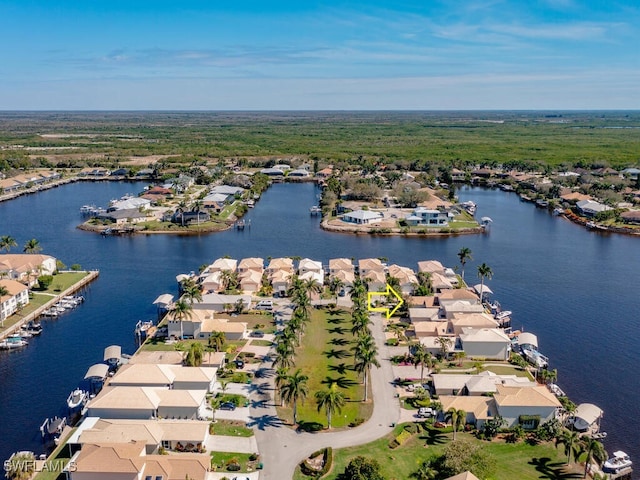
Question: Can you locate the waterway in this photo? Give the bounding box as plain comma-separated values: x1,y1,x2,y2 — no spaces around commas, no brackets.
0,181,638,465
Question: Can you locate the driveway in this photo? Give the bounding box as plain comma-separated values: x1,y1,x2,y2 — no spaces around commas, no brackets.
249,312,401,480
215,406,251,422
205,434,258,454
207,473,260,480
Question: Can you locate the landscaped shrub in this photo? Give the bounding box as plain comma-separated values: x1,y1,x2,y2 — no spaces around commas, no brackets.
389,429,412,449
37,275,53,289
299,447,333,477
349,417,365,427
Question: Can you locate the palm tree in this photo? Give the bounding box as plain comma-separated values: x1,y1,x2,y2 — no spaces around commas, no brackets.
280,369,309,425
302,277,322,299
315,384,346,430
184,341,204,367
457,247,473,282
578,435,607,478
412,343,433,383
435,336,453,359
477,263,493,300
170,299,193,340
181,278,202,305
220,270,239,293
556,429,582,464
176,199,188,226
23,238,42,254
353,339,380,401
0,235,17,252
410,460,438,480
273,345,295,371
275,367,289,407
350,310,372,338
446,407,466,440
208,331,226,352
329,276,344,296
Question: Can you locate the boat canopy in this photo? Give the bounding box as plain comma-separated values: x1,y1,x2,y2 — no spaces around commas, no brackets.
84,363,109,380
176,274,189,283
153,293,174,306
518,332,538,349
474,284,493,295
103,345,121,362
574,403,603,426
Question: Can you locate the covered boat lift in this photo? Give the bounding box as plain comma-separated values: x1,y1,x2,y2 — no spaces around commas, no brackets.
84,363,109,394
103,345,121,368
573,403,604,432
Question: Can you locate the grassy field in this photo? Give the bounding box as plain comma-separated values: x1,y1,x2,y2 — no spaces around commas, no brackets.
37,271,90,293
277,308,372,429
3,112,640,169
210,419,254,437
294,425,581,480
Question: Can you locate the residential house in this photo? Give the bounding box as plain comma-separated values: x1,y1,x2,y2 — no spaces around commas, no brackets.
493,384,562,428
266,257,294,276
109,364,217,392
202,193,230,208
260,167,285,177
341,210,383,224
169,306,248,339
266,257,294,296
69,440,210,480
237,257,264,275
621,210,640,224
436,289,479,307
430,272,454,292
459,328,511,360
438,396,495,428
209,258,238,273
449,313,499,336
0,279,29,323
329,258,355,289
432,372,535,396
298,258,324,286
451,168,466,182
107,197,151,212
417,260,446,275
171,211,210,225
0,254,57,285
97,208,148,225
316,166,334,179
239,269,262,293
288,169,310,178
209,185,244,197
576,199,613,217
405,207,449,226
361,269,386,292
387,264,417,295
162,175,195,192
86,386,207,420
445,472,481,480
70,417,210,454
358,258,385,276
273,163,291,171
201,271,224,293
441,301,485,319
621,167,640,180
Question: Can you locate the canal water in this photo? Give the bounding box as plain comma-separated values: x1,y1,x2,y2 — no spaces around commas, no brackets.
0,181,638,464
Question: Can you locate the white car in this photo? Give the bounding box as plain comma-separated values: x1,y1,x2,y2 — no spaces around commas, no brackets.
417,407,435,418
255,300,273,311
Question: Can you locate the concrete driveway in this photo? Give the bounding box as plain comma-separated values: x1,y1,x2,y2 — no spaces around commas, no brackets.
215,406,251,422
205,434,259,454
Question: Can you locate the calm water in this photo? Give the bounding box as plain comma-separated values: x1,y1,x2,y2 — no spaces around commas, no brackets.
0,181,638,464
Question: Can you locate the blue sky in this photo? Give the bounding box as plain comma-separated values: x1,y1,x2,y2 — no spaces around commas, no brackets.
1,0,639,109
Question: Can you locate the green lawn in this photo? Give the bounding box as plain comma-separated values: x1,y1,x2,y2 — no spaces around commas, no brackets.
210,419,254,437
296,425,580,480
210,452,260,473
37,271,90,293
277,308,372,430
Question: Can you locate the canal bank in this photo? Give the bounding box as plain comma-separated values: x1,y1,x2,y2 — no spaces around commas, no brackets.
0,270,99,341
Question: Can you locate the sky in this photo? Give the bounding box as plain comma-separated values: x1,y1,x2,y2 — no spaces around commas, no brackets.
0,0,639,110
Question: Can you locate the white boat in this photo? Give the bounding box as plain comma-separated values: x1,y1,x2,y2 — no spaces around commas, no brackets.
522,346,548,369
67,389,86,410
41,309,59,317
548,383,565,397
553,207,565,216
603,451,632,473
495,310,512,320
0,334,28,349
460,201,477,215
25,321,42,335
310,205,322,214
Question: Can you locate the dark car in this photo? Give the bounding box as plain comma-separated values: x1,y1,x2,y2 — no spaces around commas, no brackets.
250,330,265,338
234,359,245,368
219,402,236,410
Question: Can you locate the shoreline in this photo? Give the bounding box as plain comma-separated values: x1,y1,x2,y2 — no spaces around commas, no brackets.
320,217,485,237
76,221,234,236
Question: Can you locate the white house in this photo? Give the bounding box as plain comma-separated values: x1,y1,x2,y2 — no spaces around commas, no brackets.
387,264,418,295
0,254,57,285
341,210,383,224
576,199,613,217
405,207,449,226
239,269,262,293
493,385,562,429
298,258,324,285
238,257,264,275
109,364,217,392
459,327,511,360
0,279,29,324
107,197,151,212
167,308,247,340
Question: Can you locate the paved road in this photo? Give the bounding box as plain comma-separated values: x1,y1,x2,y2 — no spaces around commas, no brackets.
248,312,400,480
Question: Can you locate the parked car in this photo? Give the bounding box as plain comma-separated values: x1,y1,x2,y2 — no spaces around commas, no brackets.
234,359,245,368
219,402,237,411
255,300,273,311
250,330,265,338
417,407,435,418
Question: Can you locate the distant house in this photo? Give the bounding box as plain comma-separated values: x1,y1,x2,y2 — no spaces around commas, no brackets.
405,207,449,226
162,175,195,192
288,169,310,178
329,258,355,288
191,294,252,317
209,185,244,196
107,197,151,212
576,199,613,217
358,258,385,276
171,211,210,225
0,279,29,323
621,167,640,180
109,363,217,392
238,257,264,275
621,210,640,224
417,260,446,275
209,258,238,273
97,208,148,225
167,308,247,340
110,168,129,177
316,167,334,179
260,167,285,177
341,210,383,225
387,264,418,295
362,269,386,292
239,269,262,293
451,168,466,182
298,258,324,285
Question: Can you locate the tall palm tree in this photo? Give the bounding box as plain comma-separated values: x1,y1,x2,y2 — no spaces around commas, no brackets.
208,331,226,352
556,429,582,464
457,247,473,282
274,367,289,407
220,270,239,293
0,235,17,252
302,278,322,299
578,435,607,478
181,278,203,305
329,276,345,296
280,369,309,425
477,263,493,300
171,299,193,340
412,343,434,383
23,238,42,254
353,339,380,401
315,384,346,430
184,341,204,367
350,311,372,338
446,407,466,440
274,344,295,371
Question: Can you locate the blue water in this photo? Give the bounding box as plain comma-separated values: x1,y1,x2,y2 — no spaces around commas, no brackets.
0,181,638,463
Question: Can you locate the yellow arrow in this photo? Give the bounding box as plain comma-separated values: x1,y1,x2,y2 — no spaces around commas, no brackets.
367,283,404,319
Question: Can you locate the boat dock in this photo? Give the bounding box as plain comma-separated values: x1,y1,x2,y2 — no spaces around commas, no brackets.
0,270,99,342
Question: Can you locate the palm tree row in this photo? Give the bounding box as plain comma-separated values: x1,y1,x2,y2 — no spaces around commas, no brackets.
556,429,607,476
